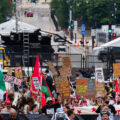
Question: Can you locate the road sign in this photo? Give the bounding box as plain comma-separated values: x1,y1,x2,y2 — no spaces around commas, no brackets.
81,24,86,32
81,31,85,36
74,21,78,33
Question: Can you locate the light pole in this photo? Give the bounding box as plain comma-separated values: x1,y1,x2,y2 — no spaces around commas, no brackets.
113,0,117,25
15,0,19,33
69,0,73,41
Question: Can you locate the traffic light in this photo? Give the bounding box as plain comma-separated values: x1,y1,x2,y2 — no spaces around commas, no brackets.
113,33,116,39
108,24,112,33
70,21,74,29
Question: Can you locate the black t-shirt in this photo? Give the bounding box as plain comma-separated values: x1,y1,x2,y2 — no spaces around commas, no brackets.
42,103,60,115
96,105,116,114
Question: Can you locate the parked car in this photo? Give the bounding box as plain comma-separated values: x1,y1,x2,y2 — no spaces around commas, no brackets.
27,11,33,17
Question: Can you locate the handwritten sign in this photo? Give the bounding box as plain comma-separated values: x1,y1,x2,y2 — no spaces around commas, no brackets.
113,63,120,77
95,68,104,82
96,83,105,97
59,81,70,98
14,77,23,86
59,67,71,78
32,77,40,89
62,56,72,69
3,74,23,86
3,74,14,82
76,78,88,97
88,79,96,99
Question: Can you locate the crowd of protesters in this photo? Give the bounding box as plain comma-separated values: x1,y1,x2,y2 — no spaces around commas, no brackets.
0,69,119,120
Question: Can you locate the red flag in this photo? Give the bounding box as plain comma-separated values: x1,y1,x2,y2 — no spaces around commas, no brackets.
115,80,119,92
31,54,42,98
6,90,11,104
115,80,120,104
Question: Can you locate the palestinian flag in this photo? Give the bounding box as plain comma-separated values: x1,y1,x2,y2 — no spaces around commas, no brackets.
41,75,55,107
0,71,6,99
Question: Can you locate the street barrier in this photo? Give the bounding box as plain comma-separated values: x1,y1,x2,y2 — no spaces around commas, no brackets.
1,114,120,120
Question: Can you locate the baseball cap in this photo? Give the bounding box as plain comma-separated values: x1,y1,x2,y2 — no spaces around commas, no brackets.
101,110,109,116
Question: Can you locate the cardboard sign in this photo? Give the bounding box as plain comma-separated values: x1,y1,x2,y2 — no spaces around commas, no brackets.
76,78,88,97
7,68,12,76
59,67,71,78
32,77,40,89
62,56,72,69
113,63,120,77
88,79,96,99
96,83,105,97
3,74,14,82
15,67,23,78
46,61,58,76
58,80,70,98
95,68,104,82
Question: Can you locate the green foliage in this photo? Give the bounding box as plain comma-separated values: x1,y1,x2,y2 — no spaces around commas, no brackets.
0,0,14,23
50,0,69,29
51,0,120,29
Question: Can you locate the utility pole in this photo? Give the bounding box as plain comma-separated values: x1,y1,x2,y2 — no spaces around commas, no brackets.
113,0,117,25
108,0,112,41
69,0,73,41
16,0,19,33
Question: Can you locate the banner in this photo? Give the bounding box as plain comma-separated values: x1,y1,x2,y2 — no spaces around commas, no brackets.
95,68,104,82
96,83,105,97
32,77,41,90
113,63,120,77
3,74,23,86
76,78,88,97
14,77,23,86
3,74,14,83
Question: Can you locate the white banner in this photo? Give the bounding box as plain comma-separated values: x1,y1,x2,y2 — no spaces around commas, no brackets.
74,105,120,115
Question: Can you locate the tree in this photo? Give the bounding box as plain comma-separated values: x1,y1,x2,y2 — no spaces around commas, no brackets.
0,0,13,23
50,0,69,29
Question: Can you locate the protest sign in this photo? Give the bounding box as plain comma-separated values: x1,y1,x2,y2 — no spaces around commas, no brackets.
88,79,96,99
96,83,105,97
15,67,23,78
7,68,12,76
32,77,40,89
59,67,71,78
59,80,70,98
3,74,14,82
14,77,23,86
46,61,58,76
95,68,104,82
113,63,120,77
76,78,88,97
62,56,72,69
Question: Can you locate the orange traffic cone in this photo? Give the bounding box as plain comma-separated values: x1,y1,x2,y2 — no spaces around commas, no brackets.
74,42,76,47
77,41,80,46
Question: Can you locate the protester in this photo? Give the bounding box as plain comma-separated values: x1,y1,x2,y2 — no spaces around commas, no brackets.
1,101,15,114
42,97,60,115
29,104,39,114
76,70,84,79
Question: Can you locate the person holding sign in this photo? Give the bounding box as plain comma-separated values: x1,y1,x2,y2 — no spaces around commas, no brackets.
76,70,84,79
